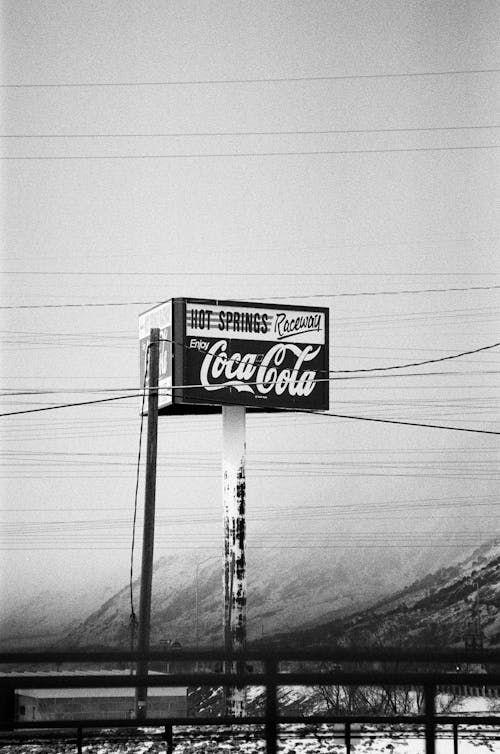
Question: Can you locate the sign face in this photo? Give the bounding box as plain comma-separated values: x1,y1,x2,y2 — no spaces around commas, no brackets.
180,299,329,411
139,300,173,410
139,298,329,413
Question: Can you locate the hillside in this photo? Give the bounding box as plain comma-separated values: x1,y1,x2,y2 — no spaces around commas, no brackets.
63,528,484,650
270,537,500,649
0,583,119,650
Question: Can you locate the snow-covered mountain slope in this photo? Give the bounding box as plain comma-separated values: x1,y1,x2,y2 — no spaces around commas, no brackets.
4,496,497,652
272,537,500,649
0,583,119,649
62,528,485,649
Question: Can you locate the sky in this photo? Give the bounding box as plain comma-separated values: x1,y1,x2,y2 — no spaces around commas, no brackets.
0,1,499,617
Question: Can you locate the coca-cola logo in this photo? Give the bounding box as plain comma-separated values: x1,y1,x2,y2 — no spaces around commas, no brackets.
199,340,321,397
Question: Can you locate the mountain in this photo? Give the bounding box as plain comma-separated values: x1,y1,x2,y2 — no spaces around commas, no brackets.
269,537,500,649
62,529,484,650
190,537,500,718
0,584,119,649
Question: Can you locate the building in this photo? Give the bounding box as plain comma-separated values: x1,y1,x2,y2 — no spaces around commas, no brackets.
10,671,187,722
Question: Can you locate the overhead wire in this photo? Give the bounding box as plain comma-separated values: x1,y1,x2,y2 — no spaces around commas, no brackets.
4,324,498,347
3,492,498,514
2,447,498,457
3,520,499,550
3,372,500,398
3,144,500,159
0,543,491,550
329,341,500,373
3,68,498,553
0,544,493,550
3,371,500,397
1,284,499,309
0,395,498,435
0,340,499,432
2,67,499,87
3,272,500,284
4,495,499,527
4,448,496,462
3,405,496,444
1,340,499,389
3,124,500,138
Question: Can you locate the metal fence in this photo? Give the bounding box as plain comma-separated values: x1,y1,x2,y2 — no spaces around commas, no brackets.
1,647,499,753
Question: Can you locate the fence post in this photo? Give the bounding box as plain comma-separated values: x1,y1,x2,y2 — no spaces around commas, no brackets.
453,722,458,754
424,684,436,754
0,688,15,730
76,727,83,754
265,658,278,754
345,721,351,754
164,723,173,754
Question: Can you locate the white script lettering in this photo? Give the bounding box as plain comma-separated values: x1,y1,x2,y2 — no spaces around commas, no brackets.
275,312,322,340
199,340,321,396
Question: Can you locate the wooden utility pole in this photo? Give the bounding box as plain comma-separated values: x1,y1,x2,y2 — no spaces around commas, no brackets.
222,405,247,717
135,327,160,719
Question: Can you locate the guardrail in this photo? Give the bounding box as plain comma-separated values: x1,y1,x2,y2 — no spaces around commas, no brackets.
1,647,499,753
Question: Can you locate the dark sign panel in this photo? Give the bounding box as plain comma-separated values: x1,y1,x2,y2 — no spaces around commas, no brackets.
140,298,329,414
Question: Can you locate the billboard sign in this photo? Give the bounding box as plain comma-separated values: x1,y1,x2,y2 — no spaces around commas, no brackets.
140,298,329,413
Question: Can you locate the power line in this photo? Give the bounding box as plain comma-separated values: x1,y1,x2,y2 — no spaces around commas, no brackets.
0,339,498,399
158,373,500,436
0,300,156,310
33,545,500,550
9,524,495,535
4,371,500,397
4,492,497,511
0,394,141,416
300,409,500,437
1,339,497,385
3,144,500,160
1,285,499,309
4,248,500,258
3,542,497,551
6,269,397,276
2,448,498,458
0,390,498,435
3,124,499,138
2,67,499,88
331,341,500,373
129,335,500,377
2,271,500,289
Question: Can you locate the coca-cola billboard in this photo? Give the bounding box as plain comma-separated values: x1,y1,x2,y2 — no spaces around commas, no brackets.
140,298,329,414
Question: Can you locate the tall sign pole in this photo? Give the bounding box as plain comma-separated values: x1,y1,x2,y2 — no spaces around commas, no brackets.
222,404,247,717
136,327,160,719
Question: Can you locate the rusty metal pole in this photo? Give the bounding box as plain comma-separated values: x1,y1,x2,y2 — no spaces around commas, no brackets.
222,404,247,717
135,328,160,719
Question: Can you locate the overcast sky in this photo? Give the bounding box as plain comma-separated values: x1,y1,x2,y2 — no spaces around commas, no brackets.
1,1,499,611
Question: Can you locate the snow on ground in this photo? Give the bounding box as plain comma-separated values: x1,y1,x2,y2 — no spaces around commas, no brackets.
1,724,499,754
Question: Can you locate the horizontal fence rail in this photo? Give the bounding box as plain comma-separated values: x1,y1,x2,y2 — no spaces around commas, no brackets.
1,647,499,754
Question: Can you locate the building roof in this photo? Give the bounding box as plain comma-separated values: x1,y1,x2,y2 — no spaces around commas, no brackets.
18,686,186,699
1,670,187,700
